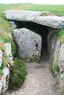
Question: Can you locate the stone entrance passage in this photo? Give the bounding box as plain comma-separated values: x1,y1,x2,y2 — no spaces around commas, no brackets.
14,21,49,57
4,10,64,62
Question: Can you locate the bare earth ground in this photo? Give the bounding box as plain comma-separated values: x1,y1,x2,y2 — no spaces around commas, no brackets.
7,54,58,95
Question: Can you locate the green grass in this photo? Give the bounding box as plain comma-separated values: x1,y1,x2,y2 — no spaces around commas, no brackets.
10,4,64,15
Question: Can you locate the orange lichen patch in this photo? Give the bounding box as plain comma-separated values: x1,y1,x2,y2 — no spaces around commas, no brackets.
0,42,4,47
0,42,5,51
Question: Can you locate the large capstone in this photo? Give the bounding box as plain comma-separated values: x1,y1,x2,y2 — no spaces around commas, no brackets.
13,28,42,61
4,10,64,29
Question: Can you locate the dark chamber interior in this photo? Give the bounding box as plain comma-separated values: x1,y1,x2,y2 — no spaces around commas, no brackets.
14,21,49,57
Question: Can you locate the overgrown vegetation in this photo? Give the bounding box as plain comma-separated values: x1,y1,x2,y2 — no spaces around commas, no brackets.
1,54,7,69
9,34,27,89
9,59,27,89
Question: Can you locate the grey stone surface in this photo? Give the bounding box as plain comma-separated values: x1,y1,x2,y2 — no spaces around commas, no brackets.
47,28,58,54
0,67,10,95
59,44,64,65
4,10,64,29
0,43,13,95
13,28,42,61
58,44,64,83
53,40,61,65
4,10,43,21
10,21,17,29
34,16,64,29
50,38,64,85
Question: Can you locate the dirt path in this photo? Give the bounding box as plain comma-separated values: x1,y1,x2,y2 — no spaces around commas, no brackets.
7,54,58,95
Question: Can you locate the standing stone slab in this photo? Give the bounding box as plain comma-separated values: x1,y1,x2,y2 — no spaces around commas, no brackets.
13,28,42,62
47,28,58,54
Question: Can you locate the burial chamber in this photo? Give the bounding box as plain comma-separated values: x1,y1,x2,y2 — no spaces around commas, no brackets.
10,20,59,61
4,10,64,61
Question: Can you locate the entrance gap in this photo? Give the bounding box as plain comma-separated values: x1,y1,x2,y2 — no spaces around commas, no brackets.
14,21,49,58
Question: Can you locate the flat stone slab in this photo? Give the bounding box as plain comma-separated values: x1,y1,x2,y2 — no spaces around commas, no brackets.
4,10,64,29
4,10,43,21
34,16,64,29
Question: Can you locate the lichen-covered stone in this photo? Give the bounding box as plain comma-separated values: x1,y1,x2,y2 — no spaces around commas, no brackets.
13,28,42,62
47,28,58,54
0,43,13,95
34,16,64,29
4,10,43,21
0,67,10,95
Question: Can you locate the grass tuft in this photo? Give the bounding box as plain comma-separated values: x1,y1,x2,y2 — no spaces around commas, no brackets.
9,59,27,89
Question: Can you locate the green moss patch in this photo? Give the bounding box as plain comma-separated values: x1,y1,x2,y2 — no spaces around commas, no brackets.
50,56,60,76
49,56,54,74
53,63,60,73
0,69,3,77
